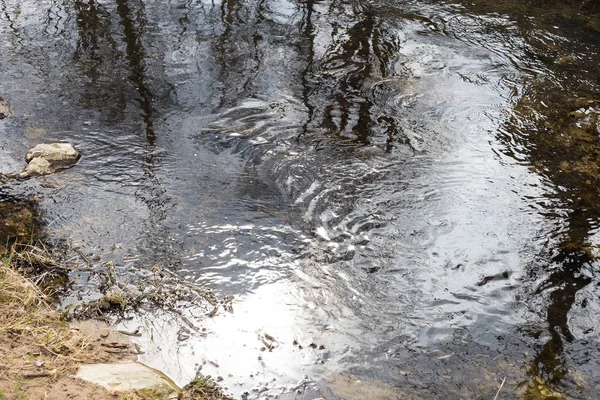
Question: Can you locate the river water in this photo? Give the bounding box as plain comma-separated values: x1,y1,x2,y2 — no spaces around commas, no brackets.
1,0,600,398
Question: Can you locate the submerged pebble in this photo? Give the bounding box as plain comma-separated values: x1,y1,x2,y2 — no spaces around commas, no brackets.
0,97,10,119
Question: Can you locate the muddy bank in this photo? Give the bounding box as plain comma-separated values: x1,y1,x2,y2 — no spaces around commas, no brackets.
0,251,136,400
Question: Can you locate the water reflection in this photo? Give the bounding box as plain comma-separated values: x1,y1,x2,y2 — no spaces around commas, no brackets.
531,249,592,385
502,85,600,394
468,0,600,394
1,0,600,398
116,0,155,139
298,0,407,148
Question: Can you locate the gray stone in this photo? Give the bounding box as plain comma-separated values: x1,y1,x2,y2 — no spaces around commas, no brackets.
20,143,80,178
76,362,179,398
0,97,10,119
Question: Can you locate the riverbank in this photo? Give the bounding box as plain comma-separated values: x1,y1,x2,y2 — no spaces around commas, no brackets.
0,244,232,400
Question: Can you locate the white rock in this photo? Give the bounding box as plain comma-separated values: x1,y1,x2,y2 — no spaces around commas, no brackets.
24,157,53,176
26,143,80,162
76,362,179,398
20,142,80,178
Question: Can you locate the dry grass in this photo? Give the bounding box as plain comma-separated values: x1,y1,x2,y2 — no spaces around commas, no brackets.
0,252,98,373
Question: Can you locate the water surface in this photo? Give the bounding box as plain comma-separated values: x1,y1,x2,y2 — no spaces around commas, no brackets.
1,0,600,398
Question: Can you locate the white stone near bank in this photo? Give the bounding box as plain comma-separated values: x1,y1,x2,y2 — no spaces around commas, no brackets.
26,143,80,162
20,142,80,177
76,362,179,398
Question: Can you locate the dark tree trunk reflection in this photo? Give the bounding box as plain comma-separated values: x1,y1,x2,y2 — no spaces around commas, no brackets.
116,0,155,141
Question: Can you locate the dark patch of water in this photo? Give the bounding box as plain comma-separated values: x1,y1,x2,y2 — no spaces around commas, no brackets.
0,195,39,253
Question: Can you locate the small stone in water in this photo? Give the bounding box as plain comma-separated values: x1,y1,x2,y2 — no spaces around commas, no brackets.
20,143,80,178
0,97,10,119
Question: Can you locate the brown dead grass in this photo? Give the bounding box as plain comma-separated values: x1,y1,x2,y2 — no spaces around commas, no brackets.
0,260,76,366
0,244,233,400
0,249,145,399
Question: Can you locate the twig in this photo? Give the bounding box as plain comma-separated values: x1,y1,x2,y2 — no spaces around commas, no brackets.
40,345,61,357
177,311,200,332
493,377,506,400
117,328,141,336
103,349,129,354
132,343,145,354
22,370,57,379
